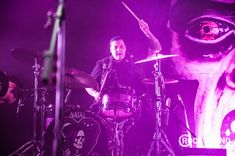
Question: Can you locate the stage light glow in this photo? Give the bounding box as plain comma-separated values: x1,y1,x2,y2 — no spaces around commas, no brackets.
231,120,235,132
226,129,231,137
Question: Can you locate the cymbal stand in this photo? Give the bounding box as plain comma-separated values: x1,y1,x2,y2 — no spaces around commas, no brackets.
109,119,129,156
9,58,43,156
147,59,176,156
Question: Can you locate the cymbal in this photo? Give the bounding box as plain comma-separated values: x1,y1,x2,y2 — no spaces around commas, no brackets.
11,48,43,64
134,53,178,64
64,68,97,89
142,78,179,85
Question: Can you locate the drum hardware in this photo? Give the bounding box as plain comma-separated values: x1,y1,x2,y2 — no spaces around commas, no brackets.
107,118,134,156
145,58,176,156
8,140,40,156
98,87,137,156
112,120,126,156
9,56,49,156
133,51,178,155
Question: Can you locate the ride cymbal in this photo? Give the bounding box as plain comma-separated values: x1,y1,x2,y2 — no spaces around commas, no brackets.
134,53,178,64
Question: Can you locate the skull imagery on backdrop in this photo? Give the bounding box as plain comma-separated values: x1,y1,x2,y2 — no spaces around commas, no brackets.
168,0,235,155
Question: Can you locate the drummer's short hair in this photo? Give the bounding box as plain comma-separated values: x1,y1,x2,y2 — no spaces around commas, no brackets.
109,35,124,45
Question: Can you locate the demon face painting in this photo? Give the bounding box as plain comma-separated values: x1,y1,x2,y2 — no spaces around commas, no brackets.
168,0,235,155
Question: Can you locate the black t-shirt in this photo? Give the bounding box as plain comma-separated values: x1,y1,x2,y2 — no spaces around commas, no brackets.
90,55,145,96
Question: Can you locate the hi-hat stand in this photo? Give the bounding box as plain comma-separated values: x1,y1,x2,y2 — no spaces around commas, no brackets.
147,59,176,156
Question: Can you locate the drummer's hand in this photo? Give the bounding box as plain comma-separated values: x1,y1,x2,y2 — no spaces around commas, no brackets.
85,88,101,101
93,91,101,102
139,19,150,36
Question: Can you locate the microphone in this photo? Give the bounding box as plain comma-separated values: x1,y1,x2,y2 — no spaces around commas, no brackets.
162,97,171,127
176,94,195,143
16,98,24,117
177,94,185,108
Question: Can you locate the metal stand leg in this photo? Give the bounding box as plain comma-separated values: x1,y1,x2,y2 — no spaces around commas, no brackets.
109,119,130,156
147,60,176,156
9,59,48,156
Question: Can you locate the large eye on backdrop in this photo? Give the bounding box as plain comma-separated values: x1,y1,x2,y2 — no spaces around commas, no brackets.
185,17,234,44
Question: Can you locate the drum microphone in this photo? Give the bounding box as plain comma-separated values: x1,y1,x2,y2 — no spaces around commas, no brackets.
162,97,171,127
176,94,194,142
177,94,184,108
16,98,24,117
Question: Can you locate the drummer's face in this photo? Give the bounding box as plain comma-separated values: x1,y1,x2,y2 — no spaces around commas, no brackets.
169,0,235,152
110,39,127,61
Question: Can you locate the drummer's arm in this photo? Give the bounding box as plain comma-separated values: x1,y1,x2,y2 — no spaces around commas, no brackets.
85,88,101,101
86,62,102,101
139,19,162,53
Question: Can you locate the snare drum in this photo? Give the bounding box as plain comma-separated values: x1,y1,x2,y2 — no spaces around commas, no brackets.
100,87,136,119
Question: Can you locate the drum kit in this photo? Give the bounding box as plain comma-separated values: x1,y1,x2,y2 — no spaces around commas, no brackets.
9,3,178,155
8,46,179,156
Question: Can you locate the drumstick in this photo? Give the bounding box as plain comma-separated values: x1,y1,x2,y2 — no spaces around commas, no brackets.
122,2,141,21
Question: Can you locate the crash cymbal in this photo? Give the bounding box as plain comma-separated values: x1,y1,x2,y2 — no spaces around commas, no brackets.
142,78,179,85
11,48,43,64
134,53,178,64
64,68,97,89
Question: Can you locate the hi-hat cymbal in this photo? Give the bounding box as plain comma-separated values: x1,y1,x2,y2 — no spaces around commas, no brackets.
142,78,179,85
11,48,43,64
134,53,178,64
64,68,97,89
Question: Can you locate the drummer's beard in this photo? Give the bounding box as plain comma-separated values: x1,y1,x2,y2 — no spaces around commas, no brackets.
170,31,235,155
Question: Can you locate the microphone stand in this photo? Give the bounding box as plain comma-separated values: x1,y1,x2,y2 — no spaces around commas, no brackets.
41,1,65,156
147,59,176,156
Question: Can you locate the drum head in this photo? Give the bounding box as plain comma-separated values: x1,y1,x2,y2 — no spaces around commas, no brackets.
43,109,109,156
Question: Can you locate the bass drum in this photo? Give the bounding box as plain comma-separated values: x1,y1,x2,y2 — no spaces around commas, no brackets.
43,108,109,156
